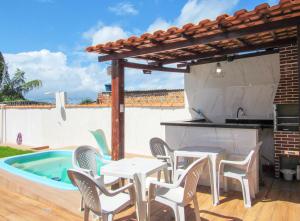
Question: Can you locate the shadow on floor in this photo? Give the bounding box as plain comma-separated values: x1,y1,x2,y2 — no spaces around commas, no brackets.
200,210,242,221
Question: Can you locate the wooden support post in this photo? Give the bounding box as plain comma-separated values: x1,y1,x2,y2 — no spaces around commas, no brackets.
297,25,300,129
111,59,125,160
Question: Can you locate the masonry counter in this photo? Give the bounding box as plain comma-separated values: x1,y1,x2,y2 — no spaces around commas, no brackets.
161,119,274,193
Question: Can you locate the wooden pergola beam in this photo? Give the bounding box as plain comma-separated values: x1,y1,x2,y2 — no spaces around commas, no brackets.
152,37,296,65
111,59,125,160
297,24,300,124
236,38,252,47
180,48,198,55
98,17,300,62
177,49,279,67
207,43,223,51
123,61,190,73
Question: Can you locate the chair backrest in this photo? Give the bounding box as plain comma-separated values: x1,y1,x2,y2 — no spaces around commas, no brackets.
90,129,110,157
245,141,263,173
149,137,168,158
72,145,101,176
68,169,102,214
178,157,206,205
149,137,174,167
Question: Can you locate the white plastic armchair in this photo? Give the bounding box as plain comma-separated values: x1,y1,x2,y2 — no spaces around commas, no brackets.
149,138,186,182
148,157,206,221
68,169,134,221
218,141,262,208
149,138,174,181
72,145,120,186
72,145,121,211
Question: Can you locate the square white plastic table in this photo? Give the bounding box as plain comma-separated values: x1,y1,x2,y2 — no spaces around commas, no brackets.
174,146,225,206
100,157,168,221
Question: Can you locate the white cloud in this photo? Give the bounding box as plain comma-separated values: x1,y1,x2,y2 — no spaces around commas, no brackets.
267,0,278,6
4,50,109,100
176,0,239,26
83,24,128,46
130,0,239,89
109,2,138,16
147,0,239,33
80,0,240,91
147,18,171,33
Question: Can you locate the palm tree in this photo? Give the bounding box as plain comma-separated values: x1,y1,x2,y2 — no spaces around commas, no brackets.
1,69,42,101
0,52,42,101
0,52,10,89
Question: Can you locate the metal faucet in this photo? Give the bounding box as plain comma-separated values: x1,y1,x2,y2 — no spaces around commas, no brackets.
236,107,245,118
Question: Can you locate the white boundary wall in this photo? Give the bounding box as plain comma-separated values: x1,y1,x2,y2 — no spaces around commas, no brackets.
2,106,187,156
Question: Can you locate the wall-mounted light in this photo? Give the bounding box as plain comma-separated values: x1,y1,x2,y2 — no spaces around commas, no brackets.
213,62,225,78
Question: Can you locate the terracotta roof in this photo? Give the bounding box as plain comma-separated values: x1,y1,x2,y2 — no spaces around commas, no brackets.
86,0,300,64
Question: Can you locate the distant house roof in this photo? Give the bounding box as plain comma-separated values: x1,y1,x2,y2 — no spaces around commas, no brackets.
87,0,300,65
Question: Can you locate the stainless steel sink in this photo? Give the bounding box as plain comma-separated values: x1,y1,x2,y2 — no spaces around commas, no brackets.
225,118,273,125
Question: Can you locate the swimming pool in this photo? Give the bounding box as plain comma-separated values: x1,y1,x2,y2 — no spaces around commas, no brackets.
0,150,104,190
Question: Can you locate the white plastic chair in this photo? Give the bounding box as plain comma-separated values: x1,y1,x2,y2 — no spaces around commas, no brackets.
149,138,186,182
72,145,120,186
218,141,262,208
149,138,173,180
148,157,206,221
68,169,134,221
72,145,121,210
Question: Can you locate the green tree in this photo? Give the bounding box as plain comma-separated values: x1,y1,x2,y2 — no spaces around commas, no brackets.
1,69,42,101
0,52,42,102
80,98,95,105
0,52,10,89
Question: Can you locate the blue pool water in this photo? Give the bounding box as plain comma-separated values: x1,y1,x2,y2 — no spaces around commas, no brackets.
0,150,104,190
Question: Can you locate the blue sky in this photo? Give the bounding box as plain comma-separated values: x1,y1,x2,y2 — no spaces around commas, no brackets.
0,0,278,102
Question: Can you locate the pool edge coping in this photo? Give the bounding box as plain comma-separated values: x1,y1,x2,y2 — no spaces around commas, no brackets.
0,150,77,191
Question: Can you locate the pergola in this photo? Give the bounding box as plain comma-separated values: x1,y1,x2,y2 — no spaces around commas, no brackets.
87,0,300,160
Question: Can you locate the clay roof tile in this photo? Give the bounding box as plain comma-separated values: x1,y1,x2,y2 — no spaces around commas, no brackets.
216,14,229,22
182,23,195,31
255,3,270,11
198,19,211,26
234,9,248,17
86,0,300,56
141,33,152,40
153,30,166,38
166,27,181,35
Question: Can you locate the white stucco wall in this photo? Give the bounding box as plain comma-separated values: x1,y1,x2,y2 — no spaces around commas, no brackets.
185,54,280,122
3,106,187,155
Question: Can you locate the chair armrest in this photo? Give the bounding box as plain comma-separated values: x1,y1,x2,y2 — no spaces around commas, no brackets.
73,166,94,176
219,159,248,166
218,159,248,175
148,180,179,203
148,180,179,189
105,183,134,197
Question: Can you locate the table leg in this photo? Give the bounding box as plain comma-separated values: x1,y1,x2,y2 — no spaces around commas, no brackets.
163,167,170,183
208,155,219,206
173,154,178,181
134,173,147,221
